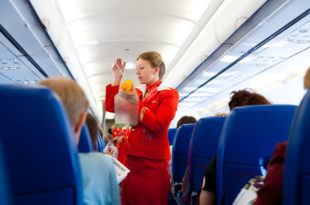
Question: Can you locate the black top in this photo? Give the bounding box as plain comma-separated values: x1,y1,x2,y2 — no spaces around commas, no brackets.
202,154,217,192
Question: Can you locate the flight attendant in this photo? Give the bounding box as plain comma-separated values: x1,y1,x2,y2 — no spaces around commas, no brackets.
105,51,179,205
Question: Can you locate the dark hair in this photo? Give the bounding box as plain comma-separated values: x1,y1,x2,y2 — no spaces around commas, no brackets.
108,127,113,135
177,116,197,129
228,89,271,111
137,51,165,80
85,113,99,150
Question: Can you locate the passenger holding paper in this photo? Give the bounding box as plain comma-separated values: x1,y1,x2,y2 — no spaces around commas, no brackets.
105,51,179,205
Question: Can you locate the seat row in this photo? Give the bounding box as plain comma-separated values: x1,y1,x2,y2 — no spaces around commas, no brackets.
170,90,310,205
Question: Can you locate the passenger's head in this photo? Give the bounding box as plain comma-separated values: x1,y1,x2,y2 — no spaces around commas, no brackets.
304,67,310,89
39,77,89,144
108,127,113,135
136,51,165,84
177,116,197,129
215,113,228,117
86,113,99,150
228,89,271,111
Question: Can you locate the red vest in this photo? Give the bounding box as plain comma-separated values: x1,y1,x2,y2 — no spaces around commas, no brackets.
105,82,179,160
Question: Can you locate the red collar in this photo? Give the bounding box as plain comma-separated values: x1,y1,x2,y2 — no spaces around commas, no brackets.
146,80,161,91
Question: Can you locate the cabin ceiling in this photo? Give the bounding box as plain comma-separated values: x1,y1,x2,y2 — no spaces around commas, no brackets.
30,0,216,100
29,0,268,102
1,0,309,123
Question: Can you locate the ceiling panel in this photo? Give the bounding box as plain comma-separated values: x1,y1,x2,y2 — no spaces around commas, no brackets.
78,42,179,69
0,42,44,84
175,11,310,120
68,15,194,46
59,0,212,23
44,0,213,101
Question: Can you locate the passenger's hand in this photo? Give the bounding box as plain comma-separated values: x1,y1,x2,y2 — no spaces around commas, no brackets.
105,147,115,156
113,136,123,145
112,58,126,85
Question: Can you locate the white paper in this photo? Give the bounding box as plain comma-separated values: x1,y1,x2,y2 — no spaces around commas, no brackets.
107,155,130,184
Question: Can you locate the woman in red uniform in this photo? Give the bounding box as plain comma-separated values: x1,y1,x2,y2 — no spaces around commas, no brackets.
105,51,179,205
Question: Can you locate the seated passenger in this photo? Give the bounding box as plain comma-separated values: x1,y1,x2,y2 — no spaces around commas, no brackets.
252,67,310,205
174,116,197,194
39,77,121,205
170,116,197,197
86,113,100,150
177,115,197,129
198,89,271,205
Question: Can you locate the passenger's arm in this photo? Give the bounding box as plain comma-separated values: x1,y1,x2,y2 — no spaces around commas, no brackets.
140,89,179,132
199,186,216,205
254,142,287,205
199,155,217,205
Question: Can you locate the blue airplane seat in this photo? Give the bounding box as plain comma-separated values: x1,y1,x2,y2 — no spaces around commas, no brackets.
168,128,177,146
217,105,297,205
0,85,83,205
283,90,310,205
0,138,12,205
96,132,106,152
188,116,226,196
78,124,93,153
172,124,195,187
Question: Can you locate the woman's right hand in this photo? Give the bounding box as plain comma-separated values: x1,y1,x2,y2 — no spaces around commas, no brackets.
112,58,126,85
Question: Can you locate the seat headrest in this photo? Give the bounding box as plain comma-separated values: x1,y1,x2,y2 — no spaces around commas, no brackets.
168,128,177,145
96,132,106,152
189,116,226,159
173,124,195,156
284,89,310,204
219,104,297,165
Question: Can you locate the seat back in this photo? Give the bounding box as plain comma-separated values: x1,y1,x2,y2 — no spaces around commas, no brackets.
78,124,93,153
217,105,297,205
0,85,83,205
188,116,226,192
168,128,177,146
283,90,310,205
172,124,195,183
95,132,106,152
0,139,11,205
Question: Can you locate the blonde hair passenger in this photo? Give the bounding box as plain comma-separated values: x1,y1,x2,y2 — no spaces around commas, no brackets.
39,77,89,128
39,77,121,205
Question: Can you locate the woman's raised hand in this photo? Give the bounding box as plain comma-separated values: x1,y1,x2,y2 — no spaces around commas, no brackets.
112,58,126,85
